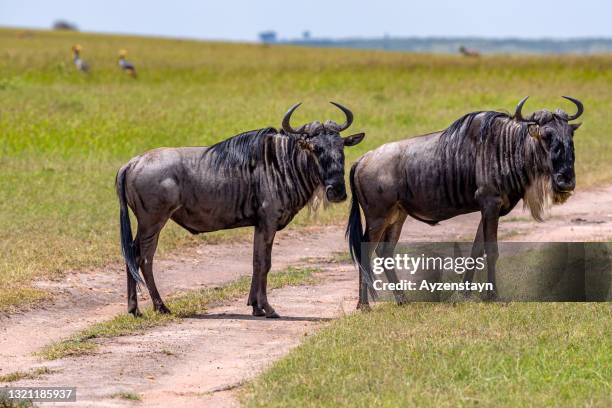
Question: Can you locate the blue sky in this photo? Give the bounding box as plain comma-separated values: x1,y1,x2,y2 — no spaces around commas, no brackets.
0,0,610,41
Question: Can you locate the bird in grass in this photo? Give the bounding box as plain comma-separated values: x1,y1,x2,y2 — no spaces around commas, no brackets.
118,49,137,78
71,44,89,72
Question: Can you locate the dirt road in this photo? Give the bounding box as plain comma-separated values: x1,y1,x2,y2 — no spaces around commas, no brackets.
1,186,611,407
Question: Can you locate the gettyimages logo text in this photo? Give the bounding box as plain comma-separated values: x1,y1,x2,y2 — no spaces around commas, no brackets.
372,253,486,275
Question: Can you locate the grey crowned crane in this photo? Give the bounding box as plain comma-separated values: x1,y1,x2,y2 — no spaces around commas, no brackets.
118,49,137,78
71,44,90,72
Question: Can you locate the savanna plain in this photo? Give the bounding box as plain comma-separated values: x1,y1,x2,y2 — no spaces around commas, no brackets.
0,28,610,407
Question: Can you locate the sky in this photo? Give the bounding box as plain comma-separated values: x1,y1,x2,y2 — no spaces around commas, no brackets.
0,0,610,41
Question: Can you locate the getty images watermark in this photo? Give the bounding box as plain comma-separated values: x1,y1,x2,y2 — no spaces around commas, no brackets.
364,242,612,302
371,253,493,293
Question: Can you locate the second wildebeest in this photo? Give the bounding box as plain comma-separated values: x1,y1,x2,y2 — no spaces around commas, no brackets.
347,96,583,309
117,102,364,317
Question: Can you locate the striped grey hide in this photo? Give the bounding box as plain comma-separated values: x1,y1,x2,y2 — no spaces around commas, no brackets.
116,102,364,318
347,96,583,308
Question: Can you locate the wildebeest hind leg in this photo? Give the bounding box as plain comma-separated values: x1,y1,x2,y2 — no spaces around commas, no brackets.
358,217,387,311
127,264,141,316
376,215,408,305
137,220,171,314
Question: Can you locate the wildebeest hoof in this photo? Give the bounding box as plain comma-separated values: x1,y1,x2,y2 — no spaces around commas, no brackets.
155,304,172,314
483,290,498,302
356,302,371,312
252,306,266,317
129,308,142,317
266,311,280,318
460,290,475,300
395,294,409,305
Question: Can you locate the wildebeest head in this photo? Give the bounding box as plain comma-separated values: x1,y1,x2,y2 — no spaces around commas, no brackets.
282,102,365,202
514,96,583,203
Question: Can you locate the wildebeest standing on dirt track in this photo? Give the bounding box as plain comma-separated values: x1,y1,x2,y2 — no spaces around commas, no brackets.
117,102,364,318
347,96,583,309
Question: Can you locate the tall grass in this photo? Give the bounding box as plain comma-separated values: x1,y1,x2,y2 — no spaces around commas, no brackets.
1,28,611,310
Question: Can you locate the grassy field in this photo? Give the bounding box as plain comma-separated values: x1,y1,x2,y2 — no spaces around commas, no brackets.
243,303,611,407
1,28,612,311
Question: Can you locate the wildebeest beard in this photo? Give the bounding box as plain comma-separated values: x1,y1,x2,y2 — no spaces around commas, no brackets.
522,109,575,220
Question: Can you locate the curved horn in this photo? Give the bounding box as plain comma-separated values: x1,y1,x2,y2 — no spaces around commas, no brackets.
282,103,306,134
330,101,353,131
514,96,529,121
562,96,584,121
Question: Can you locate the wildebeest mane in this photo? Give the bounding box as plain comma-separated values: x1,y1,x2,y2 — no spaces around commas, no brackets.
439,110,526,143
206,127,280,169
436,109,556,220
204,126,322,211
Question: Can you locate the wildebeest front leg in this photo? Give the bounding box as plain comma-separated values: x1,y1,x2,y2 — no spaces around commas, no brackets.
137,223,171,314
478,194,502,300
462,219,484,282
250,226,278,318
459,218,485,299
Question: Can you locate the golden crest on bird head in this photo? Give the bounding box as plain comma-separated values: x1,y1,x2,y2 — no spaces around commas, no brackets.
118,49,128,57
72,44,82,52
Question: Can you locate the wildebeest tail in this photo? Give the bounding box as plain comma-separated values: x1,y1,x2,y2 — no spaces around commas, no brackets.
116,165,144,285
346,162,377,299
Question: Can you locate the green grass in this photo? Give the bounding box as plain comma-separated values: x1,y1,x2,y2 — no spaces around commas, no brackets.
110,391,141,401
243,303,611,407
0,394,34,408
1,28,611,311
38,266,318,360
0,367,54,383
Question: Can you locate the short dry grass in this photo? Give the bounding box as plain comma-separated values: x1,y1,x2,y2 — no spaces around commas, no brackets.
0,367,54,383
110,391,141,401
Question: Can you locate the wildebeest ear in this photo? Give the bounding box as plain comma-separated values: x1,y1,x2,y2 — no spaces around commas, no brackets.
528,124,540,140
297,138,314,151
571,123,582,132
343,132,365,146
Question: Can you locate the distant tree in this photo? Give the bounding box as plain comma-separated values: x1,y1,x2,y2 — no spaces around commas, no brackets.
259,31,277,44
53,20,78,31
302,31,311,40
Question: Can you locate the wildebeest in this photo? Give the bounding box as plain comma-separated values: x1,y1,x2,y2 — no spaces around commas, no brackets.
117,103,364,317
459,45,480,57
347,96,583,309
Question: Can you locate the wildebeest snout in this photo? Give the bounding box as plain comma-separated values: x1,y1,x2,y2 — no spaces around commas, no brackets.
553,172,575,192
326,183,347,203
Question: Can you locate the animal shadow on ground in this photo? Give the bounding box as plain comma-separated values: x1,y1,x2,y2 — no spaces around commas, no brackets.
189,313,332,322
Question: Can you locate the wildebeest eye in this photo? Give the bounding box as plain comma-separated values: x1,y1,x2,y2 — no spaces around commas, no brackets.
541,129,555,140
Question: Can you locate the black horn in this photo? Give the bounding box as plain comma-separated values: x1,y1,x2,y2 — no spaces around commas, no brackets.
562,96,584,121
282,103,306,134
513,96,529,122
330,101,353,131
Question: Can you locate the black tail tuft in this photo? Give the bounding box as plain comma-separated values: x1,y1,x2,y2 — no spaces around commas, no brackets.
116,166,144,286
346,162,377,299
